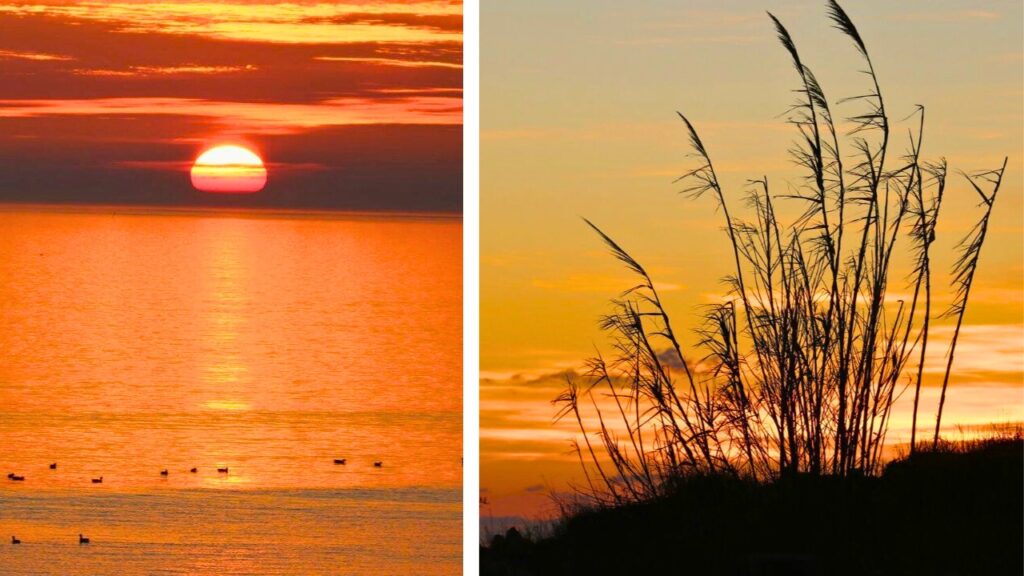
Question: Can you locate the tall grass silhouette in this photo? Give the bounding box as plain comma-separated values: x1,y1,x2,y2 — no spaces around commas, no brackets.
556,0,1009,507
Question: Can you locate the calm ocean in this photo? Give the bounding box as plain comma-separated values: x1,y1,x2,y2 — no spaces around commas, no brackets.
0,205,462,575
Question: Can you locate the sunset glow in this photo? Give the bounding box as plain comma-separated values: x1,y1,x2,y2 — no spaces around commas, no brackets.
0,0,462,211
0,0,462,571
190,145,267,193
481,0,1023,521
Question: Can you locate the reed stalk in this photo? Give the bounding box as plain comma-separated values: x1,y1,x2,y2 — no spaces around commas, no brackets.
556,1,1008,505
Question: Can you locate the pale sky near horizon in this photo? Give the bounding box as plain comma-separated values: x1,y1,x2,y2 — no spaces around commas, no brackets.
481,0,1023,520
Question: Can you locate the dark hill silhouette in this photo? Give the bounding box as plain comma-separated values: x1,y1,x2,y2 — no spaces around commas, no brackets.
481,438,1023,576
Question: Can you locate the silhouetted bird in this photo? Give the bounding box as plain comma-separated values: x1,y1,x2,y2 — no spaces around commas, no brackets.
160,469,168,476
49,463,57,470
78,534,89,544
190,467,197,473
334,458,347,465
91,477,103,484
10,475,24,481
11,536,20,544
217,467,228,473
373,461,383,468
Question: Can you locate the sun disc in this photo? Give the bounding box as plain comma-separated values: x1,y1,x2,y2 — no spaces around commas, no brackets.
191,144,267,193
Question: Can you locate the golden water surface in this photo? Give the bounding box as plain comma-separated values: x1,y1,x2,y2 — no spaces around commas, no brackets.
0,205,462,575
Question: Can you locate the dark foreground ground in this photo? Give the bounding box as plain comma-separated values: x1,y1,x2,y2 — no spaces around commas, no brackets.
481,439,1023,576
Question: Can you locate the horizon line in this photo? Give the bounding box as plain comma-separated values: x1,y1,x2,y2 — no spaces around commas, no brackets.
0,200,463,222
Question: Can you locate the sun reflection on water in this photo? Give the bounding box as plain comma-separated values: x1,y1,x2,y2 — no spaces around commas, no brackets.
199,220,253,414
201,399,251,411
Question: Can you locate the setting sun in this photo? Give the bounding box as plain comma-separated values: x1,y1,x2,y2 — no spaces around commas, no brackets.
190,144,267,193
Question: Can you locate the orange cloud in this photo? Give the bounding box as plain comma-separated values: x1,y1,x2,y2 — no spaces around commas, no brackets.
0,96,462,133
0,49,73,61
0,2,462,45
922,325,1024,382
313,56,461,69
73,65,258,77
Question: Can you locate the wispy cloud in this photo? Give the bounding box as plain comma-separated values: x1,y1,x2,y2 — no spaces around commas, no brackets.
613,34,763,46
314,56,461,69
613,8,766,46
73,65,258,77
892,10,1001,23
530,273,684,294
0,96,462,133
0,49,73,61
923,324,1024,380
0,2,462,45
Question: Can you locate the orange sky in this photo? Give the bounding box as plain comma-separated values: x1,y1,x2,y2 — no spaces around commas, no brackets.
481,0,1024,522
0,0,462,211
